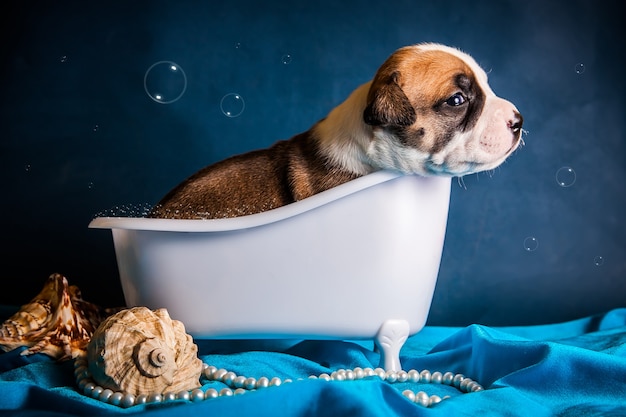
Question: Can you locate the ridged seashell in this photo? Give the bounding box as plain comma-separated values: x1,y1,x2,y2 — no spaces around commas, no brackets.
86,307,203,396
0,273,113,361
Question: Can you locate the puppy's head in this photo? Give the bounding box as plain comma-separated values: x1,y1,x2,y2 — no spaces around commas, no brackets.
363,43,523,176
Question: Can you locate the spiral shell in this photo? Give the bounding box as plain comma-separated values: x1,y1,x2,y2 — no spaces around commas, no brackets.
0,273,114,361
86,307,203,396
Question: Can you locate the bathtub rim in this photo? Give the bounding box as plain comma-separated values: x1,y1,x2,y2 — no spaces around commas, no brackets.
89,170,449,232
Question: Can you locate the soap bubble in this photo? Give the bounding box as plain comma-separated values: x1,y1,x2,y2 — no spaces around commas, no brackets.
143,61,187,104
593,256,604,266
575,63,585,74
281,54,292,65
220,93,245,117
556,166,576,187
523,236,539,252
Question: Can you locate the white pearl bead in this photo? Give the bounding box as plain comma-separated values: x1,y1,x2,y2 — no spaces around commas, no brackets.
256,377,270,388
345,370,355,380
318,373,331,381
205,388,218,399
408,369,420,382
78,377,90,389
99,389,114,402
385,370,398,383
397,371,409,382
162,392,177,401
234,388,247,395
204,365,217,379
431,371,443,384
430,394,442,405
190,388,204,401
213,368,228,381
442,371,455,385
147,393,162,403
374,368,386,379
78,379,96,396
363,367,375,377
73,365,88,378
135,394,148,405
176,390,190,401
109,392,124,406
219,388,233,397
121,393,135,408
453,373,465,388
244,377,256,390
353,367,365,379
402,389,416,402
419,370,431,383
222,371,236,385
331,371,344,381
415,391,430,407
91,386,103,399
460,378,472,392
270,377,282,386
233,375,246,388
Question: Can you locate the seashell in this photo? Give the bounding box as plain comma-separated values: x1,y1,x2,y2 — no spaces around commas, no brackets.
0,273,114,361
86,306,203,396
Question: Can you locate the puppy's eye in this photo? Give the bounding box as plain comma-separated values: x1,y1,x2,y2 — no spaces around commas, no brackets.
445,93,466,106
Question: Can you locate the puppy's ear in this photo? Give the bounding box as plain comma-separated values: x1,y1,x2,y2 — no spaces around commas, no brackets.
363,71,416,127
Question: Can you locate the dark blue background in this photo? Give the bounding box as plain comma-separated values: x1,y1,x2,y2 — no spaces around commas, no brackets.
1,0,624,326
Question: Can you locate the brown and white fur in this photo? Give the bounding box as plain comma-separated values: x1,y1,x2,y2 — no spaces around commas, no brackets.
150,43,523,219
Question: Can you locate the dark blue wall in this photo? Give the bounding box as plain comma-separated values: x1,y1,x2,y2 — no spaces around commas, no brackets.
2,0,624,326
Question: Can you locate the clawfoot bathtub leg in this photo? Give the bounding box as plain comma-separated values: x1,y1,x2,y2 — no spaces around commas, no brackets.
374,319,410,372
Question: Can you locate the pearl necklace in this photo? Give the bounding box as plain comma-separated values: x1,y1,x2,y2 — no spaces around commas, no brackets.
74,357,484,408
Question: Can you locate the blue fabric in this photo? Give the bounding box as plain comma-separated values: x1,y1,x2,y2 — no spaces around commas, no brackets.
1,308,625,416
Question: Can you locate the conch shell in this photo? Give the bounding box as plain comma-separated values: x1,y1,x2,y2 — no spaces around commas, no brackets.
0,273,112,360
86,307,203,396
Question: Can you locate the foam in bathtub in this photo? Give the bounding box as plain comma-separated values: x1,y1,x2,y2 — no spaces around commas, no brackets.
90,170,451,371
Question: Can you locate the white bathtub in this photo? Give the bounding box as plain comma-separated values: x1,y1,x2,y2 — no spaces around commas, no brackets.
89,170,451,371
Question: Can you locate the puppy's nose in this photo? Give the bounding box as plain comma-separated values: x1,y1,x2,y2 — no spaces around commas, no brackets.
509,111,523,135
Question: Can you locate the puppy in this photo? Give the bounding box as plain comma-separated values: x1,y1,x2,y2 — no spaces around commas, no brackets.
150,43,523,219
